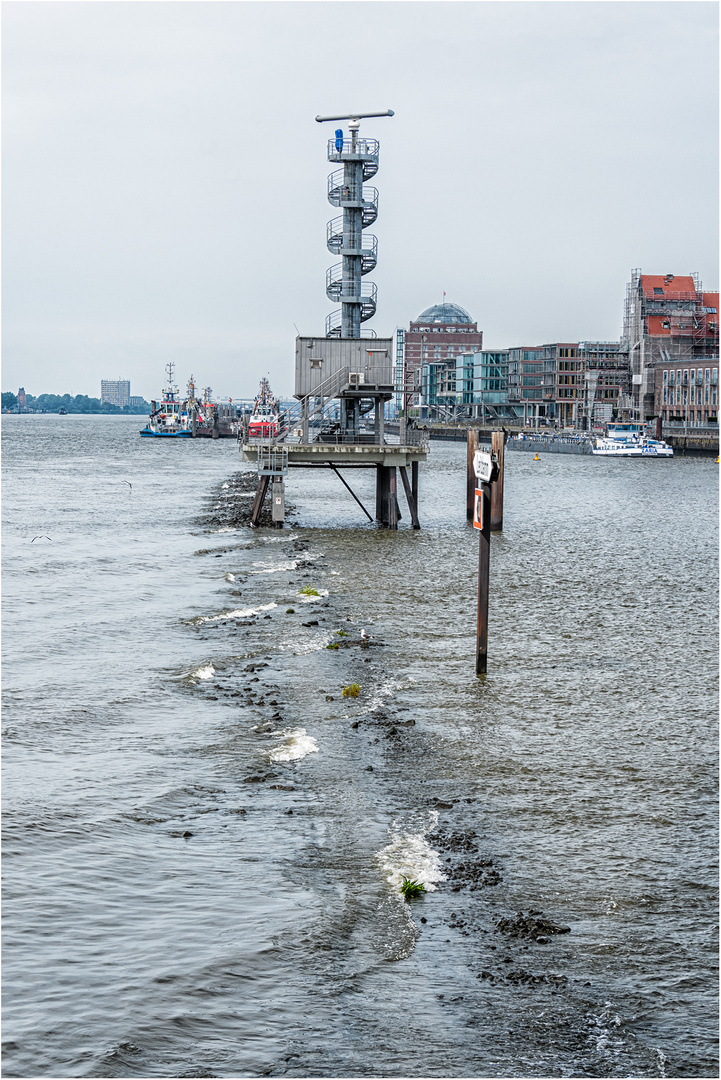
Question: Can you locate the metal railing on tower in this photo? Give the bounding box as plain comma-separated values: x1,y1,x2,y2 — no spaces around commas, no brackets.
315,111,394,338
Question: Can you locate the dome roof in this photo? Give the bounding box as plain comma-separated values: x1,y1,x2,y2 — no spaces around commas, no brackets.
417,302,473,324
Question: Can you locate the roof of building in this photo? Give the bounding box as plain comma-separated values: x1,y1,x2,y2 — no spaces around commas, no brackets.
639,274,697,299
416,302,473,324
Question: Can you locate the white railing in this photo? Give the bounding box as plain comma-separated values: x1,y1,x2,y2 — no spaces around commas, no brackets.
327,138,379,158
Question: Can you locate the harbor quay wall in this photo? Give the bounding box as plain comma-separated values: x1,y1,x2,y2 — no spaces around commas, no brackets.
507,437,592,455
386,423,718,456
664,432,719,456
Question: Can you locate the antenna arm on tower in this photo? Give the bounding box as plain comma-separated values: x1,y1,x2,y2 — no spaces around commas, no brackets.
315,110,394,123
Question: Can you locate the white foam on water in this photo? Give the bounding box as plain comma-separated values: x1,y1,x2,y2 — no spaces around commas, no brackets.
375,811,446,895
212,526,239,534
225,573,236,582
262,535,294,543
193,601,277,624
173,662,216,680
221,482,229,489
654,1049,669,1078
360,676,410,716
277,634,335,656
268,728,319,763
190,663,215,680
251,561,298,574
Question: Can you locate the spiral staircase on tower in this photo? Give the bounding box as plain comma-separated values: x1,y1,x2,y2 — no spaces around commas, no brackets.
325,137,380,338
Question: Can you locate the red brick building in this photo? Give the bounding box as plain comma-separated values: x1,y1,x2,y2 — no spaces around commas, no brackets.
655,358,718,425
402,302,482,407
623,271,719,419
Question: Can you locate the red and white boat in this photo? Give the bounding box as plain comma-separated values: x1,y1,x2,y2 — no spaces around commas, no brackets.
247,378,279,439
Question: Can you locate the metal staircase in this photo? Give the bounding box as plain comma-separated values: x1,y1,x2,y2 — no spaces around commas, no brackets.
275,366,352,441
324,134,381,338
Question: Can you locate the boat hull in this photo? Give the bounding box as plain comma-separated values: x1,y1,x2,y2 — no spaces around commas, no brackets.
592,443,673,457
140,428,193,438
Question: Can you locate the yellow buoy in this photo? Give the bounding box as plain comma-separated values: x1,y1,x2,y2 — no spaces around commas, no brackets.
533,453,540,461
716,457,719,464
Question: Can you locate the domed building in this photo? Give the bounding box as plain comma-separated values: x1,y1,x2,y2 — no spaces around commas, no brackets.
399,300,483,413
415,302,474,325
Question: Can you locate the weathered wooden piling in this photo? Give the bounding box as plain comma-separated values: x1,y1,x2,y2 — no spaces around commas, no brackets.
475,480,492,675
388,467,398,530
376,465,389,523
466,428,479,519
490,429,505,531
250,474,270,527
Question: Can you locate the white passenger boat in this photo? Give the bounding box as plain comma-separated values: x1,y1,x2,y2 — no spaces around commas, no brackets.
592,423,673,457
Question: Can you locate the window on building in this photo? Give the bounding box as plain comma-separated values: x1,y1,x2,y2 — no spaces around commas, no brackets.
663,370,668,382
690,369,696,383
669,371,675,385
713,369,718,385
654,287,663,294
705,369,710,382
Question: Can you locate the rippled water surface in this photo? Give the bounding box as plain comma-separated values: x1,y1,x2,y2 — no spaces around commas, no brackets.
3,415,718,1078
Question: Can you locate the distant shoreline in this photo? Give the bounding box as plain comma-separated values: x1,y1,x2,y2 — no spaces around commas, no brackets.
2,409,149,416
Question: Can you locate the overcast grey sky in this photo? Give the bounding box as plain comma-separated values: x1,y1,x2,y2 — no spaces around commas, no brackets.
3,1,718,400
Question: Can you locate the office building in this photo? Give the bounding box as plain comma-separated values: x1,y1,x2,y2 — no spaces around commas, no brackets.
101,380,131,407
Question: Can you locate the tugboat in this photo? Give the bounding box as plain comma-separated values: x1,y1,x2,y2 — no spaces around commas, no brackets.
592,423,673,457
140,363,192,437
247,378,279,439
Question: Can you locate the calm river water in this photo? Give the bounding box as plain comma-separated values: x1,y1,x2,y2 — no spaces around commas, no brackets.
2,415,718,1079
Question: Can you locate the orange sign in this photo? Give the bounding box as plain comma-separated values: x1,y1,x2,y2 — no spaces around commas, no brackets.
473,488,484,530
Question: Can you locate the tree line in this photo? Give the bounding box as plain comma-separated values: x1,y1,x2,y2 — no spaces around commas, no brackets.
2,392,150,414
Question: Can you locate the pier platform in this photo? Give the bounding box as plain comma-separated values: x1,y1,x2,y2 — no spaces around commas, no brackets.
241,441,428,468
241,438,428,529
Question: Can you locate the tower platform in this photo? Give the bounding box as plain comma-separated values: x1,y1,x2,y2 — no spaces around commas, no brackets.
241,441,427,468
242,438,426,530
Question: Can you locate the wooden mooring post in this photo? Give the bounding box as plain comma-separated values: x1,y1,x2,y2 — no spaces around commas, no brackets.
475,480,492,675
466,428,479,519
490,429,505,531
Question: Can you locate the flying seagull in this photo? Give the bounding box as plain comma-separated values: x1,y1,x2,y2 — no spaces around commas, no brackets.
123,481,132,492
31,536,52,542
